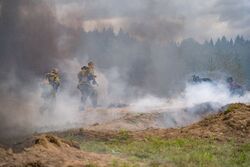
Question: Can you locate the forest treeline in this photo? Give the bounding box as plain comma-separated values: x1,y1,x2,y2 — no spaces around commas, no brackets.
75,28,250,95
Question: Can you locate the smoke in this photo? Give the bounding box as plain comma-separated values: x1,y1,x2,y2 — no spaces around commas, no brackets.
0,0,249,143
0,0,59,79
130,81,250,128
55,0,186,42
132,80,250,113
0,0,72,141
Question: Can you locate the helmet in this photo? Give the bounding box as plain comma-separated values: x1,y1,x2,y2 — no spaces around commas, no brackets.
51,68,59,74
226,77,233,83
81,66,88,70
192,75,199,81
88,61,94,66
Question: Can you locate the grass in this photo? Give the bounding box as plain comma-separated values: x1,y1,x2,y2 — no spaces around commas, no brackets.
65,132,250,167
85,164,98,167
224,103,243,114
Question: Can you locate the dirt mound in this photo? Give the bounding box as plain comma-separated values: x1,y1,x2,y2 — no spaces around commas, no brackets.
0,134,122,167
1,103,249,166
133,103,250,141
62,103,250,142
184,103,250,140
85,102,221,131
86,112,163,131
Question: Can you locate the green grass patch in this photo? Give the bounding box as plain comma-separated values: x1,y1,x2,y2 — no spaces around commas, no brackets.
65,135,250,167
85,164,98,167
224,103,243,114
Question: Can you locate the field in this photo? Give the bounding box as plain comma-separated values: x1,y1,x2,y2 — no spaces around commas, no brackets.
75,136,250,167
0,103,249,167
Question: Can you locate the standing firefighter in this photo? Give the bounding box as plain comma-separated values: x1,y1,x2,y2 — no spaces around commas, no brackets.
226,77,244,96
40,68,60,113
78,61,98,110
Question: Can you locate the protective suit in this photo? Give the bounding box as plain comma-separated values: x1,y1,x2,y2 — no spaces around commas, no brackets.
40,68,60,113
226,77,244,96
46,69,60,93
78,63,98,110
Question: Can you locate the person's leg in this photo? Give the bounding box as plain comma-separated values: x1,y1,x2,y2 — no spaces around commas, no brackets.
79,84,90,111
81,91,88,103
90,88,98,107
39,99,49,114
47,90,56,113
49,96,56,112
40,90,55,114
79,90,87,111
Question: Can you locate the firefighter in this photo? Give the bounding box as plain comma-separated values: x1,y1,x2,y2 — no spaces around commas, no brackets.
226,77,244,96
46,68,60,94
40,68,60,113
78,62,98,110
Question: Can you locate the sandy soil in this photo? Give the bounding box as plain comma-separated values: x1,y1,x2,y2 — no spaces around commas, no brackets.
0,103,249,166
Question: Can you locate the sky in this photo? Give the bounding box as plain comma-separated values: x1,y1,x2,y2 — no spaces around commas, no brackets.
55,0,250,42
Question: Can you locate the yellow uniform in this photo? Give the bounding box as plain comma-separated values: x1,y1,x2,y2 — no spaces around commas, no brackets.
77,65,98,110
46,71,60,91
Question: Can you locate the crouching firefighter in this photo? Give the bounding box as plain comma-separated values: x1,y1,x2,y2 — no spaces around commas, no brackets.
40,68,60,113
77,62,98,111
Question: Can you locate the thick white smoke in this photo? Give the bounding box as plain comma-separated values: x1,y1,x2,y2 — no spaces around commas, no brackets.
128,80,250,127
132,81,250,112
1,61,250,141
1,0,250,144
181,81,250,107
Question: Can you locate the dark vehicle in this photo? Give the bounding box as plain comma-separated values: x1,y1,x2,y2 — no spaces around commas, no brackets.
192,75,212,84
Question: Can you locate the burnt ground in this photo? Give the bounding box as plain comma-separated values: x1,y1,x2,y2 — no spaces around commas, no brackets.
0,103,249,166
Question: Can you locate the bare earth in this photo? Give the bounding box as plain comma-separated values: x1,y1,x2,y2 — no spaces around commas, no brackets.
0,103,249,166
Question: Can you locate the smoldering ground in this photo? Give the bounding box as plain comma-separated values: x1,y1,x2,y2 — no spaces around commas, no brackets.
0,0,250,143
1,68,250,142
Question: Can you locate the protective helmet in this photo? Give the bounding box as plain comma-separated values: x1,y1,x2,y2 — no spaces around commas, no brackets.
51,68,59,74
192,75,199,81
88,61,94,66
226,77,233,83
81,66,88,70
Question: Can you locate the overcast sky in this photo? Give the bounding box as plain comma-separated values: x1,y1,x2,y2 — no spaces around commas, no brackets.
55,0,250,42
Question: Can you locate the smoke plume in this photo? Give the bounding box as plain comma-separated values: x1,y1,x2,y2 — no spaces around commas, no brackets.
0,0,249,143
